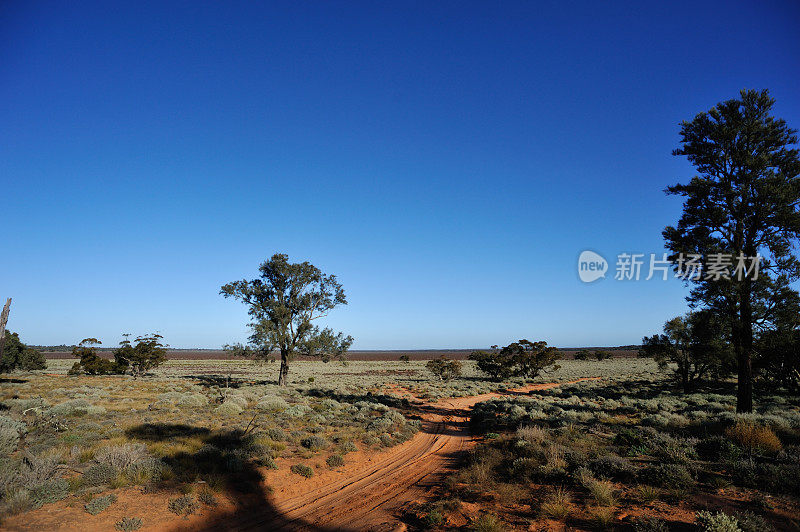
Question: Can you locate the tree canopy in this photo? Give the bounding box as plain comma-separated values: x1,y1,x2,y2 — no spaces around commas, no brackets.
471,340,560,381
221,253,353,386
0,331,46,373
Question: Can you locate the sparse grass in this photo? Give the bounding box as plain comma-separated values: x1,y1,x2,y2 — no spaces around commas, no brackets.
539,487,572,520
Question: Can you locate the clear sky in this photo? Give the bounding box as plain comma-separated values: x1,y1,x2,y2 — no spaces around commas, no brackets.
2,1,799,349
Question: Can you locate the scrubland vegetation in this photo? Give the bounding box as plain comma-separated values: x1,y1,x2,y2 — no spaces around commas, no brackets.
0,359,428,527
414,372,800,530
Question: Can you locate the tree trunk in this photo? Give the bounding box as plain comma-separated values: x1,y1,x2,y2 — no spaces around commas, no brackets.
0,298,11,359
737,288,754,413
278,349,289,386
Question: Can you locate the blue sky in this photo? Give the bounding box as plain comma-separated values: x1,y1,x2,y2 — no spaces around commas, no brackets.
2,1,799,349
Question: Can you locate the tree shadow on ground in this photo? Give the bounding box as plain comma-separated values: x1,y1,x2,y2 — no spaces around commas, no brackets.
125,422,346,531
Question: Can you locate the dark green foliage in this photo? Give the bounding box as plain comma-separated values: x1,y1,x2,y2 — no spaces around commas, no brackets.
326,454,344,468
426,356,462,381
588,455,636,481
85,494,117,515
290,463,314,478
70,338,123,375
593,350,613,361
0,331,46,372
574,349,591,360
664,89,800,413
696,435,742,461
399,354,410,363
113,334,168,377
221,253,353,386
638,463,694,490
640,311,732,392
470,340,560,381
755,327,800,392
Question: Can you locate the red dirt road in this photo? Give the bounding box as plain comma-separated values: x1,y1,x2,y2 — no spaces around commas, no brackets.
238,378,600,531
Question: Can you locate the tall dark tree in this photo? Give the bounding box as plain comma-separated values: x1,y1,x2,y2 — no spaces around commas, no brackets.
221,253,353,386
665,89,800,412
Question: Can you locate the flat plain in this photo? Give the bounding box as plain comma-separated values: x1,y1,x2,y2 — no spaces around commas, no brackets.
1,358,798,531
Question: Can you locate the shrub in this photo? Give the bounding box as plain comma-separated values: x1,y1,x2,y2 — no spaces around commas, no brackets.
539,487,571,520
266,427,286,441
257,397,289,412
291,463,314,478
725,421,781,455
301,435,329,451
695,510,741,532
588,455,636,480
341,441,358,454
95,443,149,470
2,487,34,515
471,513,505,532
85,494,117,515
115,517,143,531
633,516,668,532
215,401,244,416
326,454,344,468
168,495,199,516
124,458,164,484
177,393,208,407
256,454,278,469
592,506,616,529
30,478,69,507
639,463,694,490
516,425,546,445
635,484,660,503
198,488,217,507
0,415,27,455
697,435,742,461
17,453,59,488
587,479,618,506
49,399,106,417
426,356,462,381
83,463,118,486
733,511,774,532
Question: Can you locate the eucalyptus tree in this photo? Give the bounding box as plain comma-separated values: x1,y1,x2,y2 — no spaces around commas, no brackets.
665,89,800,412
221,253,353,386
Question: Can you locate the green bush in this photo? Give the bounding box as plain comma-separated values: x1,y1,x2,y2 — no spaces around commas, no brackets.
85,494,117,515
633,516,668,532
115,517,143,531
695,510,741,532
83,463,118,486
326,454,344,468
638,463,694,490
168,495,198,516
290,463,314,478
300,435,329,450
30,478,69,507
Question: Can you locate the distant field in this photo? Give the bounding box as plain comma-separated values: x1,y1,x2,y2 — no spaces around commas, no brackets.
43,348,639,360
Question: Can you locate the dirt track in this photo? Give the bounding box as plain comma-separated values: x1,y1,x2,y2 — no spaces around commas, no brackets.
253,378,600,531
